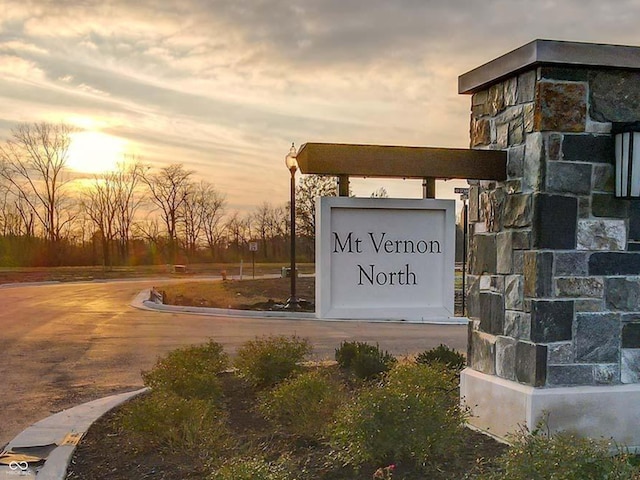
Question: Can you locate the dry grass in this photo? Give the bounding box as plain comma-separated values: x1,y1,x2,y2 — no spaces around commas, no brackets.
160,277,315,309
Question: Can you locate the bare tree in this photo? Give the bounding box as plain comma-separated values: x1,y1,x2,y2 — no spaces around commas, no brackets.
181,180,226,259
81,173,118,268
295,174,337,238
142,164,193,263
0,122,75,254
112,158,145,262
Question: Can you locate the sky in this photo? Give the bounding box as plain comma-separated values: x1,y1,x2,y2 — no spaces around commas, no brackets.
1,0,640,213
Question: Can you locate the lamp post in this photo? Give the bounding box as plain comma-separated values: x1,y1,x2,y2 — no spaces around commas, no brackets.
285,143,299,310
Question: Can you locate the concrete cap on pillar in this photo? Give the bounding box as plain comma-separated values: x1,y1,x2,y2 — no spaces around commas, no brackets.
459,39,640,95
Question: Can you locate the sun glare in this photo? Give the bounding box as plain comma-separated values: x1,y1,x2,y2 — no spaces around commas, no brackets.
66,131,128,174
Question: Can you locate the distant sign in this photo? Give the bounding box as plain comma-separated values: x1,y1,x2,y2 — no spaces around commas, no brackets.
316,197,456,322
249,242,258,252
454,187,470,195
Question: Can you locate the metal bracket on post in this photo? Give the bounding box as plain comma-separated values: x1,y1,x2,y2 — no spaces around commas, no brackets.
338,174,350,196
422,177,436,199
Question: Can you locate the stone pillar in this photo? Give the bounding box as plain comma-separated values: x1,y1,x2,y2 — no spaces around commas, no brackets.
459,40,640,447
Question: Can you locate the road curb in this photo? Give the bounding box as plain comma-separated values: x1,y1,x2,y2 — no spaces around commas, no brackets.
1,388,148,480
132,288,469,325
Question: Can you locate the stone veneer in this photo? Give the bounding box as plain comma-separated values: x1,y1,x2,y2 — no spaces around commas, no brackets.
465,63,640,388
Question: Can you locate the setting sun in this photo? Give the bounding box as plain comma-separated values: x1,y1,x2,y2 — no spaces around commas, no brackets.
66,130,128,174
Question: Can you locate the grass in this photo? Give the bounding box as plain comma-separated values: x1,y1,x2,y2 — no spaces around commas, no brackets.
0,262,314,285
160,276,315,310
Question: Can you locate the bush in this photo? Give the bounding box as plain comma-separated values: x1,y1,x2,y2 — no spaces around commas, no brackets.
335,341,396,380
210,456,291,480
258,369,345,439
330,362,466,469
235,335,312,388
120,390,231,454
415,344,466,372
479,428,640,480
142,340,228,402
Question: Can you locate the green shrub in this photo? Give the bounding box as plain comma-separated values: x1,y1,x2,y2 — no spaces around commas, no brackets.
210,456,291,480
330,362,466,469
478,428,640,480
120,390,231,454
235,335,312,388
258,369,345,439
415,344,466,372
335,341,396,380
142,340,228,401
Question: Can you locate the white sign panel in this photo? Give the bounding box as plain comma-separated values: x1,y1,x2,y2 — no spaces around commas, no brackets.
316,197,456,322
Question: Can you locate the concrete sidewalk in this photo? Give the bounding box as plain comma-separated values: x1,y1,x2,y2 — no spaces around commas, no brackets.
0,389,147,480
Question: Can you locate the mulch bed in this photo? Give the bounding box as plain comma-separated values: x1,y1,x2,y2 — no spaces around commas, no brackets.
66,369,507,480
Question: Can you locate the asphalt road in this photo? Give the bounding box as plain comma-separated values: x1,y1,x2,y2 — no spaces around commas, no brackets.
0,278,467,448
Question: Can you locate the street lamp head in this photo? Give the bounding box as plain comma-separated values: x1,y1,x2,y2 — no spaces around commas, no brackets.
285,143,298,173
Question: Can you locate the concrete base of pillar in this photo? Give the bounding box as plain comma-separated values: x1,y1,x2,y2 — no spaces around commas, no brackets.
460,368,640,451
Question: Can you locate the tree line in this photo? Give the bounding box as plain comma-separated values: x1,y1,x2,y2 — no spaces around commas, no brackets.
0,122,335,267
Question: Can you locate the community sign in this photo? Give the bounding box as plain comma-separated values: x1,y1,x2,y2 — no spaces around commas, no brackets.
316,197,456,322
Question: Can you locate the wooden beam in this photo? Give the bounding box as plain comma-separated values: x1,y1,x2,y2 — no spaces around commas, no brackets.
296,143,506,181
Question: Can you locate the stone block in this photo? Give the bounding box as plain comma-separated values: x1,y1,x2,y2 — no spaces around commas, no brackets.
539,67,590,82
523,103,535,133
504,77,518,106
471,118,491,146
504,310,531,340
472,90,488,106
594,364,619,385
513,251,524,274
523,133,544,192
502,194,532,228
512,230,531,250
630,203,640,241
466,275,480,318
575,313,620,363
586,119,612,134
533,194,578,249
509,119,524,146
577,219,626,251
471,234,497,274
621,349,640,383
515,341,547,387
489,83,505,116
479,292,505,335
534,81,587,132
517,70,536,103
590,70,640,123
496,232,513,274
547,342,573,364
469,329,496,375
496,336,517,381
623,323,640,348
505,179,522,194
507,144,525,179
469,186,480,223
575,299,603,312
524,251,553,297
496,122,509,149
555,252,588,275
590,253,640,275
592,194,628,218
490,275,505,293
547,365,594,386
592,164,615,193
606,277,640,311
579,197,591,219
546,161,592,195
561,134,614,163
530,300,574,342
546,133,562,160
555,277,604,298
479,275,492,291
504,275,523,310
